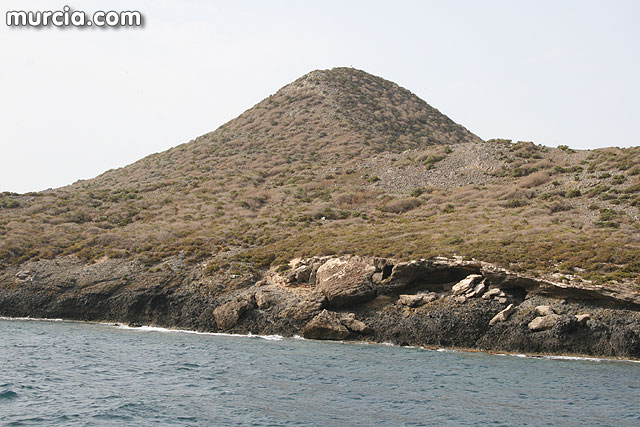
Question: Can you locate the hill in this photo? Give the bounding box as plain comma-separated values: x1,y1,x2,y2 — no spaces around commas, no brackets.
1,67,639,289
1,68,640,358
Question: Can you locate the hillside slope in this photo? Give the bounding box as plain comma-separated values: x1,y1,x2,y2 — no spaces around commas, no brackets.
1,66,639,293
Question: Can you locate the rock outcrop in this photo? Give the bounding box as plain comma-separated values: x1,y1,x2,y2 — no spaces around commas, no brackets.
214,297,255,331
339,313,372,334
278,294,326,321
1,254,640,359
315,257,377,308
302,310,350,340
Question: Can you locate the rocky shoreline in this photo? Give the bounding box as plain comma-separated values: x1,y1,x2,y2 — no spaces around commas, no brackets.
1,255,639,359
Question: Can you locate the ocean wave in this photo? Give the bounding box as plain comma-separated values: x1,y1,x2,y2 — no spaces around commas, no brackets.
0,316,65,322
0,390,18,400
111,323,283,341
544,355,640,364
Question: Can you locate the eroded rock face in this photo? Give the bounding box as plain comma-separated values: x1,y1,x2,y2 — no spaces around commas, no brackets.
378,261,426,294
254,291,273,309
316,257,377,308
278,294,326,321
214,298,254,331
302,309,350,340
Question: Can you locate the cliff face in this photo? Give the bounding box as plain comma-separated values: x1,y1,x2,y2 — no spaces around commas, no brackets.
2,255,639,358
1,67,640,357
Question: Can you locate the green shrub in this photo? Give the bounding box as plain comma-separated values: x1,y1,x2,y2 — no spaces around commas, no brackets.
558,145,576,153
442,204,455,213
599,208,618,221
382,198,422,214
0,199,20,209
504,199,525,208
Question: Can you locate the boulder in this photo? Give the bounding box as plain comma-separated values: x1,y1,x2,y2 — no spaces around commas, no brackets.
294,264,312,283
451,274,483,295
340,313,372,334
497,297,508,304
15,271,32,281
308,260,327,286
316,257,377,308
254,292,272,309
302,309,350,340
489,303,516,326
528,314,561,331
454,296,467,304
575,313,590,323
482,288,502,300
371,271,384,284
465,280,486,298
214,298,254,331
535,305,555,316
397,292,437,307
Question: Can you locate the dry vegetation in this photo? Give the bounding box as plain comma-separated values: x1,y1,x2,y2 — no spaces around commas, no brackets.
1,67,639,290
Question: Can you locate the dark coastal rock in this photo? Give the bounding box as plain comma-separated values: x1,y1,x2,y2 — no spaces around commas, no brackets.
2,254,640,359
254,291,273,309
340,313,373,334
302,309,350,340
316,257,376,308
214,298,255,331
278,294,326,321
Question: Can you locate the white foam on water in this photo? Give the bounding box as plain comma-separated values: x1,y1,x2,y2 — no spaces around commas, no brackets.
544,355,640,364
110,323,283,341
1,316,66,323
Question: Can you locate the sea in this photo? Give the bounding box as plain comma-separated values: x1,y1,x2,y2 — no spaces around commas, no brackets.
1,318,639,426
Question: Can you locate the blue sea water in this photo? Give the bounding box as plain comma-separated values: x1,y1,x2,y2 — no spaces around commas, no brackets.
0,319,639,426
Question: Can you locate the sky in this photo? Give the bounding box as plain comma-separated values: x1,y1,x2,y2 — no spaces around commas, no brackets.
1,0,639,193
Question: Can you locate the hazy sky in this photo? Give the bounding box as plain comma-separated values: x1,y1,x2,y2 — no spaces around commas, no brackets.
1,1,639,193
